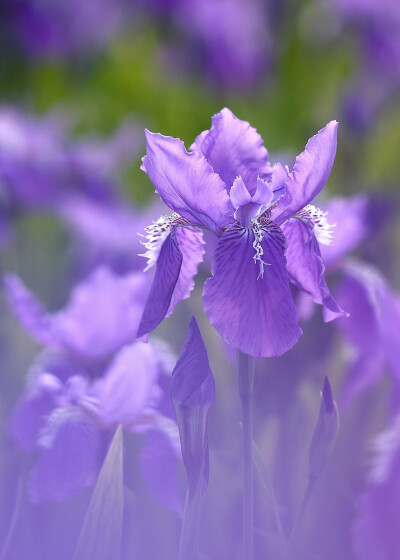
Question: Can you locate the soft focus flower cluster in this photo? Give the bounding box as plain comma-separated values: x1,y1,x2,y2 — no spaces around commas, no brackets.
0,1,400,559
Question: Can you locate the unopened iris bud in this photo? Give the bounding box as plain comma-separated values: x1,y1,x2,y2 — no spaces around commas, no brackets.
309,377,339,481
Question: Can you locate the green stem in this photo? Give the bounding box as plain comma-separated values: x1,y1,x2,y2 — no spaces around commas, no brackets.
237,351,255,560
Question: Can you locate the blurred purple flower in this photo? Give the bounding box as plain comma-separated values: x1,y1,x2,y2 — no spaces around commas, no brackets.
174,0,269,90
138,108,344,357
10,341,181,510
5,267,149,367
320,194,374,269
281,193,400,408
333,260,400,405
353,414,400,559
59,197,167,277
0,107,141,212
329,0,400,128
6,0,131,58
331,0,400,80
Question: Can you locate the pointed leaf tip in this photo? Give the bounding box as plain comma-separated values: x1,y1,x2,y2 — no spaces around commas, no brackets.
309,378,339,480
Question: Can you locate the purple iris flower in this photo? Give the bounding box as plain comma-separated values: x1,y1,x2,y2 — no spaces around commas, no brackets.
4,267,149,369
353,414,400,559
137,108,344,358
9,341,181,510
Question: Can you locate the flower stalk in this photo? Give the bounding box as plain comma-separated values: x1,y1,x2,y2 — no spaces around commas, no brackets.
237,351,255,560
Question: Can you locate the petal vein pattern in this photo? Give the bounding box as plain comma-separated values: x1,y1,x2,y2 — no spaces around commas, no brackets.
203,223,302,357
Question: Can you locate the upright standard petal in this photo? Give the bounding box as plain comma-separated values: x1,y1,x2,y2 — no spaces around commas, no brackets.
282,217,346,321
142,131,232,234
55,268,149,359
203,223,302,357
272,121,338,224
171,317,215,499
138,226,205,337
191,108,272,195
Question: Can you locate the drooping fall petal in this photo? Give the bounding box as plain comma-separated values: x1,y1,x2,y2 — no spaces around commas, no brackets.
203,224,302,357
282,217,346,321
138,226,204,337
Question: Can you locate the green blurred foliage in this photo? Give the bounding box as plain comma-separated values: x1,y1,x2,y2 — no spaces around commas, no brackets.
1,7,399,204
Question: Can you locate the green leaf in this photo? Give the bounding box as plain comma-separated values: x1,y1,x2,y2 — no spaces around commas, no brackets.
73,425,124,560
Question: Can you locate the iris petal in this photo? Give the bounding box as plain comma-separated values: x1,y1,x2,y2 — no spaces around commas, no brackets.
272,121,338,224
140,426,182,514
282,218,346,321
138,226,204,337
137,230,182,337
203,223,302,357
94,342,160,426
191,108,272,196
168,227,205,316
142,131,233,234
